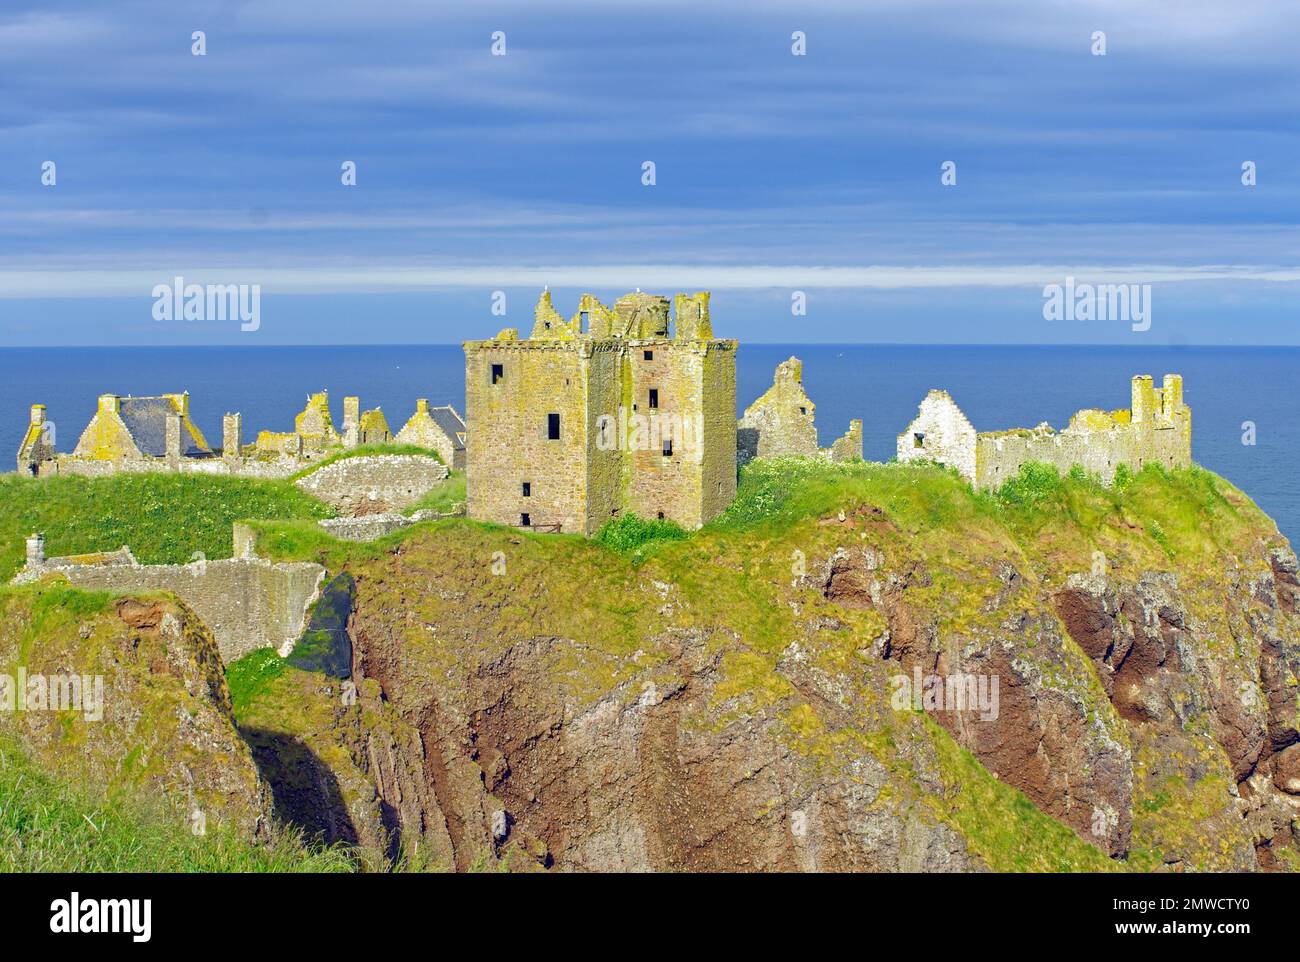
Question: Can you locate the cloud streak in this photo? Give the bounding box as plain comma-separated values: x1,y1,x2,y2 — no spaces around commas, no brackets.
3,263,1299,298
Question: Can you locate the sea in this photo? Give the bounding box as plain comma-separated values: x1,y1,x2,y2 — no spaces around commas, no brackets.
1,345,1295,545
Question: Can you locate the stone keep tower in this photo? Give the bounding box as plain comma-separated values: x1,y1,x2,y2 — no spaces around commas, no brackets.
464,290,737,535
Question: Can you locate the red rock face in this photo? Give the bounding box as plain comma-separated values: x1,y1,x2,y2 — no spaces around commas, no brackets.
1051,553,1300,870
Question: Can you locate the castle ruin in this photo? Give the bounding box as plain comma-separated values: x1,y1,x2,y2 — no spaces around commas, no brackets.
464,290,737,534
897,374,1191,489
17,390,466,481
738,356,863,464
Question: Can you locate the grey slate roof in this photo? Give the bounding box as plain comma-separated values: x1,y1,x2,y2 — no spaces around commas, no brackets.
428,405,466,450
118,397,212,458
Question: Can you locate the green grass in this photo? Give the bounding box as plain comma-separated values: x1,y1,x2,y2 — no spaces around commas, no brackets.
0,473,334,581
0,738,352,872
404,469,466,516
926,718,1117,872
991,460,1065,508
225,647,289,715
288,444,443,481
593,512,689,560
712,457,978,535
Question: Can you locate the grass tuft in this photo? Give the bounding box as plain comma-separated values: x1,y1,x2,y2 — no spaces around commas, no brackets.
0,738,352,872
594,512,689,560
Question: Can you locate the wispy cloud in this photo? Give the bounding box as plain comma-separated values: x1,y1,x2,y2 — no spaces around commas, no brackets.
1,0,1297,341
3,263,1299,299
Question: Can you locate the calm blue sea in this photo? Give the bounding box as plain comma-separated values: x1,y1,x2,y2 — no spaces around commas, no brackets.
1,345,1295,544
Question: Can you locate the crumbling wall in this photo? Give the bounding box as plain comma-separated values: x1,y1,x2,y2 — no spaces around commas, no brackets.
21,557,323,663
826,419,863,462
899,375,1192,491
738,356,819,461
38,455,303,480
896,389,978,481
294,454,449,516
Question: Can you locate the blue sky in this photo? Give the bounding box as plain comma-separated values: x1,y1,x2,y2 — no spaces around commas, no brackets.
0,0,1297,345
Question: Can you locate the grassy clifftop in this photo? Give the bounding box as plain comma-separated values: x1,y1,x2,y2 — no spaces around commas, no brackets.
0,472,334,581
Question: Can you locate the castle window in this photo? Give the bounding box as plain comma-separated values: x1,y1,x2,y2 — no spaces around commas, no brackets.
521,513,531,527
800,407,807,415
913,432,925,449
644,350,653,361
662,439,673,457
491,364,504,385
522,482,531,497
657,511,665,520
648,389,659,410
580,310,590,329
547,413,560,440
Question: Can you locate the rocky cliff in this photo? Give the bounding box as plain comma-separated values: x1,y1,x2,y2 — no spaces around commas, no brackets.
5,460,1299,872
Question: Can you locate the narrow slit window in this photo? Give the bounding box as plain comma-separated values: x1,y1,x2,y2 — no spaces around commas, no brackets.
648,388,659,409
491,363,504,385
547,413,560,440
662,439,673,457
522,482,531,497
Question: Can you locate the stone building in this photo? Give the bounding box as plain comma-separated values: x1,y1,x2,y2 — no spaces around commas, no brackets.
18,389,441,479
16,393,217,475
897,374,1191,489
257,391,342,456
16,405,56,475
738,356,863,464
395,399,467,470
464,289,737,534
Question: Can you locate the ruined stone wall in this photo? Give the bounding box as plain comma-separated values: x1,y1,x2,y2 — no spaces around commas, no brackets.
974,418,1190,489
465,338,593,533
896,390,979,481
826,419,863,463
37,455,302,480
898,376,1192,491
318,515,414,542
738,357,818,461
294,454,448,515
36,558,324,663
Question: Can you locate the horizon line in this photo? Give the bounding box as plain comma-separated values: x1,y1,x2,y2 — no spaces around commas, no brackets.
1,341,1298,350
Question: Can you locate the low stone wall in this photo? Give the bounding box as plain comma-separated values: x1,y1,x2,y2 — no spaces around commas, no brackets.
975,422,1189,490
317,508,453,543
38,455,305,480
294,454,449,515
29,557,324,663
319,514,414,542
